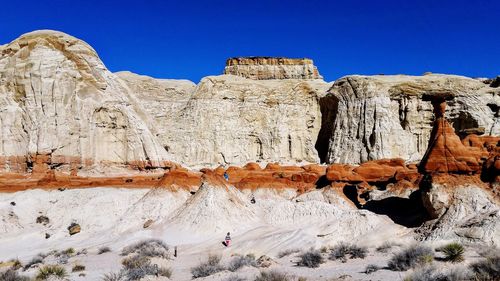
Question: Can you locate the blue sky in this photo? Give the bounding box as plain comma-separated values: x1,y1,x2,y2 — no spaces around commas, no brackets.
1,0,498,82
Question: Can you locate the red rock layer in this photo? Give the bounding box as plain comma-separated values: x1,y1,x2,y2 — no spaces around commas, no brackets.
420,99,490,174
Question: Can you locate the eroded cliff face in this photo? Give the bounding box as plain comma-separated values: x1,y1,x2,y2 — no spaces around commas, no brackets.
0,30,171,174
224,57,323,80
318,75,500,164
0,30,499,174
119,73,331,167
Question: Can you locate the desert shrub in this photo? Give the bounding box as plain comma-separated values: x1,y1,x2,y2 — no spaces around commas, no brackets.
297,249,324,268
364,264,380,274
72,264,86,272
62,248,75,255
191,254,224,278
121,255,150,270
376,241,398,253
254,270,289,281
403,265,443,281
157,266,172,278
101,271,126,281
23,254,44,270
0,269,30,281
76,248,88,255
121,239,169,258
224,275,246,281
277,248,300,258
36,264,67,280
329,243,368,262
228,254,257,272
469,255,500,281
98,246,112,254
440,243,465,263
388,245,434,271
126,264,158,280
9,259,22,270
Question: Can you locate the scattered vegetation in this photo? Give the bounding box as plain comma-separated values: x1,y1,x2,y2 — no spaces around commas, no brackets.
297,249,324,268
388,245,434,271
440,242,465,263
228,254,257,272
364,264,380,274
98,246,112,254
121,239,169,258
469,254,500,281
191,254,225,278
0,269,30,281
277,248,300,258
329,242,368,262
72,264,86,272
36,264,67,280
121,255,150,270
254,270,290,281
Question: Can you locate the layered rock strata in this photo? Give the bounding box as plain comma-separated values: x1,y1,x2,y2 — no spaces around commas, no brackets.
224,57,323,80
0,30,171,174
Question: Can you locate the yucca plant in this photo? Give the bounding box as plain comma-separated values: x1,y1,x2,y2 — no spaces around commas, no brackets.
36,264,67,280
441,243,465,263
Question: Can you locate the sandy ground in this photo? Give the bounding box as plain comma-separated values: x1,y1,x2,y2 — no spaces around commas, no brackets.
0,186,481,281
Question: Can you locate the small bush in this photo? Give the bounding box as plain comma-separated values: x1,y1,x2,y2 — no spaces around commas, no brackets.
228,254,257,272
224,275,246,281
24,255,44,270
277,248,300,258
9,259,22,270
441,243,465,263
121,255,150,270
98,246,112,254
297,249,324,268
469,255,500,281
126,264,158,280
329,243,368,262
101,271,126,281
72,264,86,272
376,241,398,253
62,248,75,255
364,264,380,274
404,265,443,281
388,245,434,271
121,239,169,258
191,254,224,278
254,270,289,281
36,264,67,280
0,269,30,281
320,246,329,253
157,266,172,278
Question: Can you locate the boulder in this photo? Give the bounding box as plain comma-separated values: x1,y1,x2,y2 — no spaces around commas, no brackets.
68,223,81,235
143,219,154,229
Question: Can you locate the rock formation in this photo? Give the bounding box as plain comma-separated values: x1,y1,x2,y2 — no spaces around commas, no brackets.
0,30,171,174
224,57,323,80
120,73,331,167
318,75,500,164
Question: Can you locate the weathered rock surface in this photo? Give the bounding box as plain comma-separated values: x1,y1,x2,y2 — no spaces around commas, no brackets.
0,30,171,173
418,176,500,245
120,73,330,167
318,75,500,165
224,57,323,80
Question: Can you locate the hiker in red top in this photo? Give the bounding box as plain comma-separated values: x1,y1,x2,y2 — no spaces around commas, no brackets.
225,232,231,247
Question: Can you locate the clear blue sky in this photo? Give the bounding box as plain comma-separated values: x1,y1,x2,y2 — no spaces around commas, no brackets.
1,0,499,82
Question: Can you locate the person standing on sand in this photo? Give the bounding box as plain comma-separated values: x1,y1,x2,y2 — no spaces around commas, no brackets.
225,232,231,247
224,171,229,181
